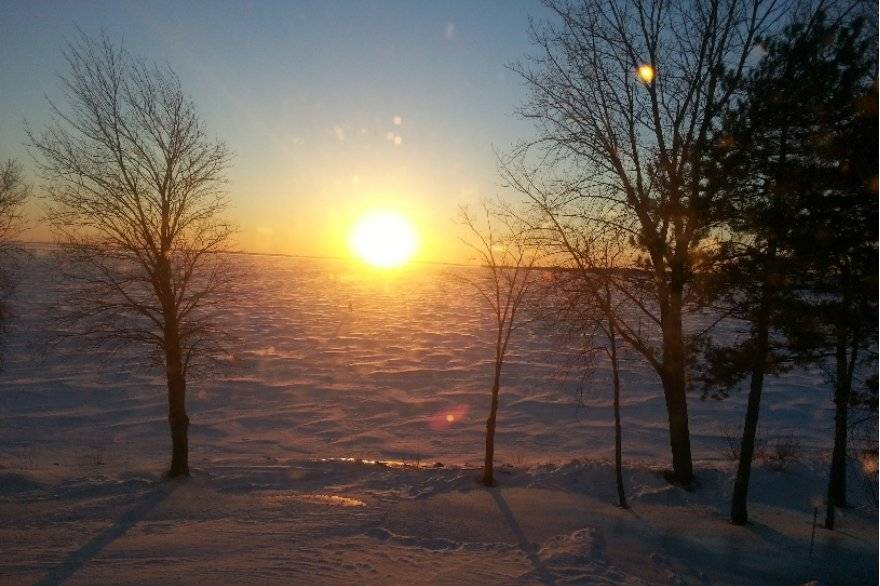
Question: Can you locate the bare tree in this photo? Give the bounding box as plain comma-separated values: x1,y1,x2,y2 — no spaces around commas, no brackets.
458,202,538,486
29,34,235,477
0,159,29,327
0,160,28,242
543,231,630,508
505,0,791,485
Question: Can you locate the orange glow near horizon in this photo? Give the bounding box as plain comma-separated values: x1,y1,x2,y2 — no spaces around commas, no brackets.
350,210,419,268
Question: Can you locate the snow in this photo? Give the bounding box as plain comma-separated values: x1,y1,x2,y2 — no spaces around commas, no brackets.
0,248,876,584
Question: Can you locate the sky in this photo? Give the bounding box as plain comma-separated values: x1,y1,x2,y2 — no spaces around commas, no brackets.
0,0,546,263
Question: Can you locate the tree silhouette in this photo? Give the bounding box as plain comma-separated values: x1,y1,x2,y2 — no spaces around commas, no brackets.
701,8,877,526
507,0,791,485
0,159,29,341
459,202,538,487
30,34,236,477
538,229,631,508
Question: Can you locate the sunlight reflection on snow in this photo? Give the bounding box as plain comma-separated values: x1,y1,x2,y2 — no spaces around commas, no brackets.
270,493,365,507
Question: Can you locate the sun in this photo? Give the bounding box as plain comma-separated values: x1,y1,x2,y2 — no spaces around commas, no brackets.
350,211,418,268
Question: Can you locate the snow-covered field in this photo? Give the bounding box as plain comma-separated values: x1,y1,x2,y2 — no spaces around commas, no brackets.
0,248,876,584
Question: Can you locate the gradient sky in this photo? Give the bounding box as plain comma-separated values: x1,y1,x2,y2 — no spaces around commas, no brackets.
1,0,547,263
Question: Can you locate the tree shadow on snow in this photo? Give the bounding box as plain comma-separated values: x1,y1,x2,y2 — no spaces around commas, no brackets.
489,487,557,586
37,481,178,586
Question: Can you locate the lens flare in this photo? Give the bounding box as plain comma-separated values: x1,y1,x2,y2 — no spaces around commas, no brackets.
636,64,655,84
429,404,469,430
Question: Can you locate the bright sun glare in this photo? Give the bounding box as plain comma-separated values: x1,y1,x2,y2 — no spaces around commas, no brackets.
351,211,418,268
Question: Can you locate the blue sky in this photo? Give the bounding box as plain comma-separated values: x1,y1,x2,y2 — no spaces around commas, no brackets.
1,0,545,261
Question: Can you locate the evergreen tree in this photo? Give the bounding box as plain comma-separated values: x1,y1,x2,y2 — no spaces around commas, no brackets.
699,11,877,525
789,24,878,529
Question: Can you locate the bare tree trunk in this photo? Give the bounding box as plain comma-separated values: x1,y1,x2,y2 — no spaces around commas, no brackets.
825,330,853,529
482,366,502,487
660,286,695,486
608,315,627,509
165,322,190,478
161,252,189,478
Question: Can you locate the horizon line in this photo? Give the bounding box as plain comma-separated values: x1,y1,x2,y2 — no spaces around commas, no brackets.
13,239,475,269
